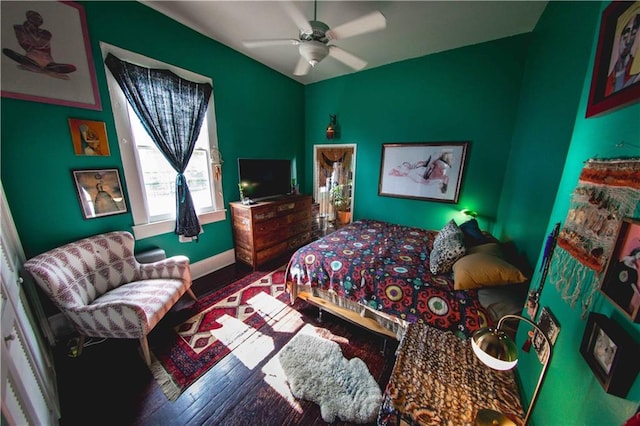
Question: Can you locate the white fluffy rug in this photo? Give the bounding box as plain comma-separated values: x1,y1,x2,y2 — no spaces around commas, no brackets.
278,328,382,423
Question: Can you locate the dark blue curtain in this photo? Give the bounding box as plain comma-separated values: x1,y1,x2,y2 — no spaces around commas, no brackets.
105,53,212,240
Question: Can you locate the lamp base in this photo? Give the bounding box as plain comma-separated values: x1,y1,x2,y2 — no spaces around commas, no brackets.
475,409,517,426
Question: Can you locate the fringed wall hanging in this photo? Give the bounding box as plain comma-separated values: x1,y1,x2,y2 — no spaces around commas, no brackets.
548,158,640,318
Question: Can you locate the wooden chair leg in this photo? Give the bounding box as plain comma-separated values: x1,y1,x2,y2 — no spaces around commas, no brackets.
139,336,151,367
76,334,86,356
186,288,197,301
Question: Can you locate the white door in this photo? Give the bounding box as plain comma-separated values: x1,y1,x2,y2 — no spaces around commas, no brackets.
1,182,60,425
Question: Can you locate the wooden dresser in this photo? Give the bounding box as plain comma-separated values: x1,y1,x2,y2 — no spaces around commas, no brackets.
230,195,313,269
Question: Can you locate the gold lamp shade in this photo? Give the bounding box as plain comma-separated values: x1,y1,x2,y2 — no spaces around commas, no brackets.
471,327,518,371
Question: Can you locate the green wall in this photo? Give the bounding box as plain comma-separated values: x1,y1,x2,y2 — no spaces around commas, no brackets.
303,35,530,238
496,1,603,268
1,1,305,262
513,2,640,425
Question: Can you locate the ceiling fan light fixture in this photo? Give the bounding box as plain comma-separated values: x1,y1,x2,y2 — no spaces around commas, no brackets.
299,41,329,67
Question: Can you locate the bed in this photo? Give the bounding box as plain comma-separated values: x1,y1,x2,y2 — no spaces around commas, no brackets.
285,218,529,340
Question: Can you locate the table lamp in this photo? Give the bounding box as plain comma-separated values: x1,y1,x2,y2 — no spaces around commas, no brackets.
471,314,552,426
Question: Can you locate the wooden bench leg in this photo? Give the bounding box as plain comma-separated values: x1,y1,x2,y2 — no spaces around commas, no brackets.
139,336,151,366
186,288,197,301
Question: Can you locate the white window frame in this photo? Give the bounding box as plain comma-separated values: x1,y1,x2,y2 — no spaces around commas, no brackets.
100,42,225,240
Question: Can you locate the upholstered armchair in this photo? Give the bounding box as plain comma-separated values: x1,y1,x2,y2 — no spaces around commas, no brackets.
24,231,196,366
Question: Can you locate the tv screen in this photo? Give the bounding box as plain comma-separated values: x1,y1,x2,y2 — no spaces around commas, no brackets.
237,158,292,201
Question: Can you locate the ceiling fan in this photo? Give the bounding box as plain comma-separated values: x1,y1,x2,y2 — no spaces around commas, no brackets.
242,1,386,76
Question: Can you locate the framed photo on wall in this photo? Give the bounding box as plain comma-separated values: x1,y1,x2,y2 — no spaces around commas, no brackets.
600,217,640,322
1,1,101,110
378,142,468,203
533,307,560,363
580,312,640,397
72,169,127,219
585,1,640,117
68,118,110,156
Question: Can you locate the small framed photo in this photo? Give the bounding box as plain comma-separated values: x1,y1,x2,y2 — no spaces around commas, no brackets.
585,1,640,117
378,142,468,203
600,217,640,322
72,169,127,219
68,118,110,156
533,307,560,363
580,312,640,398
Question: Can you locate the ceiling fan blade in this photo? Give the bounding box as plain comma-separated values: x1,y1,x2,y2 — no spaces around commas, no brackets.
242,39,300,49
326,11,386,41
280,1,313,34
293,56,312,76
328,46,367,71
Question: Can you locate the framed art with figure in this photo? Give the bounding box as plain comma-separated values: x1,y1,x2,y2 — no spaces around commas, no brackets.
600,217,640,322
378,142,468,203
72,169,127,219
586,1,640,117
580,312,640,398
1,1,101,110
68,118,110,156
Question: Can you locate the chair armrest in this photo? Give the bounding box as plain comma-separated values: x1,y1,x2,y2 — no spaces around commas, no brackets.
137,255,191,284
65,303,149,338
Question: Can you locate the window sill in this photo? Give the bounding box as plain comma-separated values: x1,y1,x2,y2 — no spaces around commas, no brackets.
132,209,226,240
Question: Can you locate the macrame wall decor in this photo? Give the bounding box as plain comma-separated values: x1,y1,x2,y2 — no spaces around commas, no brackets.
548,157,640,318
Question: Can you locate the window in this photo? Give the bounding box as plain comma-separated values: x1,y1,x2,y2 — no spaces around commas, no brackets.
101,43,225,239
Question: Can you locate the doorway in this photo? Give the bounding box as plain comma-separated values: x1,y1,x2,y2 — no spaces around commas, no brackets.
313,144,356,226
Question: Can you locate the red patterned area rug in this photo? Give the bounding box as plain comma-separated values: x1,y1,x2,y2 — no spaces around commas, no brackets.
148,266,289,401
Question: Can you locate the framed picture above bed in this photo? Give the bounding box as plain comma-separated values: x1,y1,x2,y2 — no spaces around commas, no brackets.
378,142,468,203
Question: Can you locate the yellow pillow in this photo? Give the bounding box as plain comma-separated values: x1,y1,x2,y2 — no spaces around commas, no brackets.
452,248,527,290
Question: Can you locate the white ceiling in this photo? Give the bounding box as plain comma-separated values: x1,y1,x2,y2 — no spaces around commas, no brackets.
141,1,548,85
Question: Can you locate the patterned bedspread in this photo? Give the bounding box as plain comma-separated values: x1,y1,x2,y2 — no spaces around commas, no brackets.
378,323,524,425
286,219,491,337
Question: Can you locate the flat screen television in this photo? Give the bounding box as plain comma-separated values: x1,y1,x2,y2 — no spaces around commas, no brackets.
237,158,292,201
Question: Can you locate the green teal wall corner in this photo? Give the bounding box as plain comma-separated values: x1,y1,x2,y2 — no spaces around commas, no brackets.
1,1,305,261
495,1,605,269
515,2,640,425
304,35,530,235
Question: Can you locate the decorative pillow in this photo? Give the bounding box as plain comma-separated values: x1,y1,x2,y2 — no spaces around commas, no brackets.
430,221,466,275
452,243,527,290
436,219,460,240
459,219,493,247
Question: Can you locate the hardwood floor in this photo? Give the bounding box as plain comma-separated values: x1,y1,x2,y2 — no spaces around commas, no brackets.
53,258,399,426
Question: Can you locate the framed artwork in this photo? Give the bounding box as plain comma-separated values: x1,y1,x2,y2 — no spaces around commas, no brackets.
532,307,560,363
1,1,101,110
580,312,640,397
72,169,127,219
68,118,110,156
378,142,468,203
585,1,640,117
600,217,640,322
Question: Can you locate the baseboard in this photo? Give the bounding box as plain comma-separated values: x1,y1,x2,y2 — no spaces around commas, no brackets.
190,248,236,280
